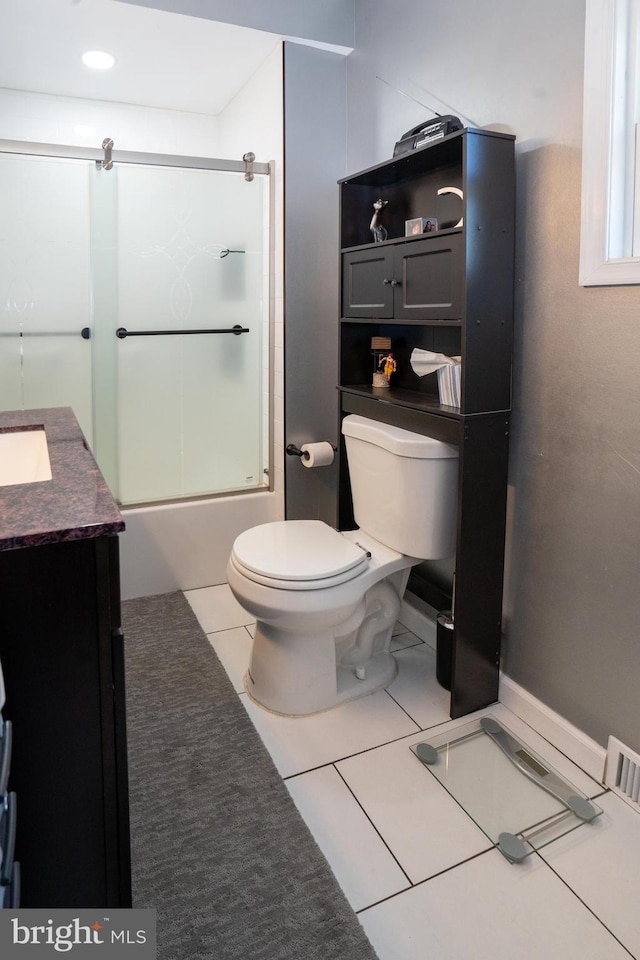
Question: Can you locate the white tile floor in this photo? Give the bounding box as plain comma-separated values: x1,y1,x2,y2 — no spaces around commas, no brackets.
185,584,640,960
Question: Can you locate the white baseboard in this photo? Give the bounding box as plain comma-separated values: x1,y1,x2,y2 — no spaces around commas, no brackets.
498,675,606,783
400,591,437,648
400,592,607,783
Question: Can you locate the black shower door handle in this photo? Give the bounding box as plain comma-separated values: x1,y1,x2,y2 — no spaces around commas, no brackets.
115,325,249,339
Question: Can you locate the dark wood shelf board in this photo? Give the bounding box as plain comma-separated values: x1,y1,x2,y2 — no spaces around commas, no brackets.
338,127,513,190
339,388,463,446
340,384,461,418
340,317,462,327
341,226,462,255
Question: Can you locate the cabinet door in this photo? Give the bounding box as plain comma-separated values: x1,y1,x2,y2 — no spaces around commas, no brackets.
342,247,394,318
0,537,131,908
393,232,463,321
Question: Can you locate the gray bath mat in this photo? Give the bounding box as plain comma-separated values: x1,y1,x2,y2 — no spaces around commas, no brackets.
122,591,378,960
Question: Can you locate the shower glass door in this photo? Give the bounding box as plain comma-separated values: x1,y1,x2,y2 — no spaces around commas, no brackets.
0,146,270,506
0,154,94,444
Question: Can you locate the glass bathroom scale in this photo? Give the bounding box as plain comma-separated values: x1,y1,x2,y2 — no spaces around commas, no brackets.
411,716,602,862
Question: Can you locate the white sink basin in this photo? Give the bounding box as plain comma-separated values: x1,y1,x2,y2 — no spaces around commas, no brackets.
0,427,53,487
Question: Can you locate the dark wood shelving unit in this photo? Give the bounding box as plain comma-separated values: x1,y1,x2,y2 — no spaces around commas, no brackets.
337,127,515,718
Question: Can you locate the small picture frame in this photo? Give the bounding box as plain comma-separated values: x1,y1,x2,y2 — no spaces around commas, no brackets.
405,217,439,237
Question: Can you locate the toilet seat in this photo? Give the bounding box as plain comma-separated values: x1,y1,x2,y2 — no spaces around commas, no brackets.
230,520,370,591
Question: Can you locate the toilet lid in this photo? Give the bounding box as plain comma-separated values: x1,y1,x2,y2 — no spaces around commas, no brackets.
231,520,369,583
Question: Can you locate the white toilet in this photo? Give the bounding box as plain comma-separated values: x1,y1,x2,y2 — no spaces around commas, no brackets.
227,415,459,716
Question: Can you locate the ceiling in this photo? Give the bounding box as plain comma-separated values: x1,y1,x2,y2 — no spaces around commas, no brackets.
0,0,283,115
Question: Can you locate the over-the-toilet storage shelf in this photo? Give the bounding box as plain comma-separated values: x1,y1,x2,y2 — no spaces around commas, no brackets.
337,127,515,718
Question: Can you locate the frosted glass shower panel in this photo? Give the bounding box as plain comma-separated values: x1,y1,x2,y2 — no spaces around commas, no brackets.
114,164,267,503
0,155,93,442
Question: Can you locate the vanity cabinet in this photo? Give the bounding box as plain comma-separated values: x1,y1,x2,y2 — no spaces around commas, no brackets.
338,128,515,718
0,407,131,908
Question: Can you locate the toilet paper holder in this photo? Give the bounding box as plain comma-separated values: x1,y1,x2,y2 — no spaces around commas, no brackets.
286,443,307,459
286,442,337,460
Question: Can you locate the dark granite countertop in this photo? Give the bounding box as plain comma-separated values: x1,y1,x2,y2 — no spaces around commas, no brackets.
0,407,124,552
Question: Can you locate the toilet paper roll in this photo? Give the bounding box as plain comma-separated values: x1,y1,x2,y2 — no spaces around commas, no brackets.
301,441,335,468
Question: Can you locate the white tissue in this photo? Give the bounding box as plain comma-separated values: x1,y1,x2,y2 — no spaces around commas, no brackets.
410,349,461,407
410,348,461,376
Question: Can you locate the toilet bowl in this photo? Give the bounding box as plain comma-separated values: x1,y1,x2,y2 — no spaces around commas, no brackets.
227,416,459,717
228,522,416,715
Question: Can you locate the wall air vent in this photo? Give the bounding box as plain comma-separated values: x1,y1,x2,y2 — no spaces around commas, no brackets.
604,736,640,813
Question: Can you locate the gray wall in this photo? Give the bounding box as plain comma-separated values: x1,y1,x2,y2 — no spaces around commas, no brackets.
282,41,346,524
347,0,640,752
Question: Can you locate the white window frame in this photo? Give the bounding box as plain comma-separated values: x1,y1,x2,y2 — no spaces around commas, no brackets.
580,0,640,284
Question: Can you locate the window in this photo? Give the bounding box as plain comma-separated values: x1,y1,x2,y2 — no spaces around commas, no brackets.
580,0,640,284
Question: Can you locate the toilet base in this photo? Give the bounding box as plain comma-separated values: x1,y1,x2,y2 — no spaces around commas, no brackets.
245,649,398,717
227,532,415,717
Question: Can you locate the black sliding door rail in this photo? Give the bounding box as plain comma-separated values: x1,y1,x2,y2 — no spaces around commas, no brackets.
115,325,249,339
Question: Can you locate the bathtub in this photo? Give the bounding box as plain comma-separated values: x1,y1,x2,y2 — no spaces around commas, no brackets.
119,490,280,600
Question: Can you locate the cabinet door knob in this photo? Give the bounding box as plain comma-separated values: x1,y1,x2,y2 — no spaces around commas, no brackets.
390,278,402,287
382,278,391,285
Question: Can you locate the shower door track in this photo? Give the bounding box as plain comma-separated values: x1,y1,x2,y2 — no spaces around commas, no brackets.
0,138,271,176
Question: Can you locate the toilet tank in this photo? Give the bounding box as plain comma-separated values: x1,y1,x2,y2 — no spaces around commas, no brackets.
341,415,459,559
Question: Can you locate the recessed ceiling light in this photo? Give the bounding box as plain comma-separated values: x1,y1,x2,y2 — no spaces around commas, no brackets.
82,50,116,70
